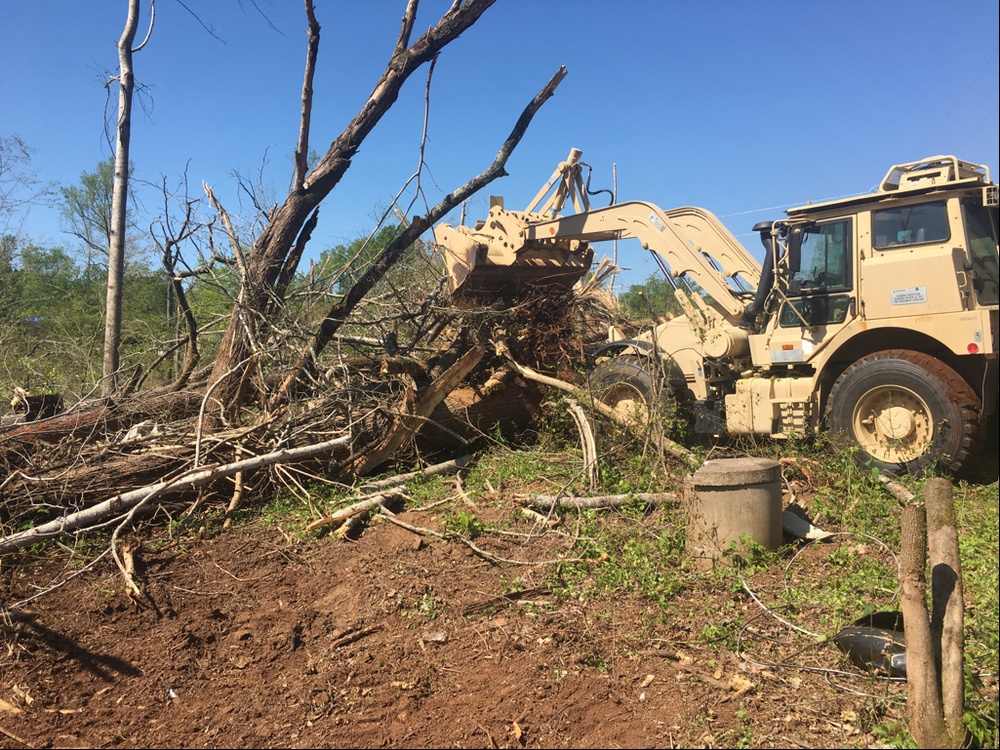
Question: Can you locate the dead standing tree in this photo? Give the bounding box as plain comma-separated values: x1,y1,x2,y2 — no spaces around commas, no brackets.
207,0,501,419
104,0,153,397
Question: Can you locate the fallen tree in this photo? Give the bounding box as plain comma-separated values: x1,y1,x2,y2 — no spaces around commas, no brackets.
208,0,504,417
0,3,642,574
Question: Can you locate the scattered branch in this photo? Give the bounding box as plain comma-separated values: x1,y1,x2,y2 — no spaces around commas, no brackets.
306,487,408,533
527,492,679,511
377,508,582,567
0,434,351,554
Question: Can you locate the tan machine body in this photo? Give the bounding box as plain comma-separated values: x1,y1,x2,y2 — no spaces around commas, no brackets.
434,151,999,474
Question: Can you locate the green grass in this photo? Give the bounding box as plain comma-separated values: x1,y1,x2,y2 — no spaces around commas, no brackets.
256,490,318,535
954,476,999,748
443,509,483,538
250,417,997,749
463,448,582,495
472,428,998,749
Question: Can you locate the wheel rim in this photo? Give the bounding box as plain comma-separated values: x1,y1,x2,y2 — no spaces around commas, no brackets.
852,384,933,464
599,382,649,423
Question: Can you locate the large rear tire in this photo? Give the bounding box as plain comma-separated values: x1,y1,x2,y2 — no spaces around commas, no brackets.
588,355,659,423
827,349,981,475
588,355,691,440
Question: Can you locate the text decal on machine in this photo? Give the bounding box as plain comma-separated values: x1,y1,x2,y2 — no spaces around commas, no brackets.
890,286,928,306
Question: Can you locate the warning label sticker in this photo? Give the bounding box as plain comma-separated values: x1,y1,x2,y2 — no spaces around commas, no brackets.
890,287,927,306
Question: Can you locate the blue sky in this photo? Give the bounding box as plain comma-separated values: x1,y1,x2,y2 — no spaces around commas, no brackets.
3,1,998,289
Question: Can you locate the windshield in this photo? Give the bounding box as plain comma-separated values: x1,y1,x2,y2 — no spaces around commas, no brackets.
963,200,999,306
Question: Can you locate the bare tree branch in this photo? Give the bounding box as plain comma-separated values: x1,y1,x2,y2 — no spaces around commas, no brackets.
394,0,419,57
292,0,319,189
133,0,155,53
0,434,352,554
272,66,568,404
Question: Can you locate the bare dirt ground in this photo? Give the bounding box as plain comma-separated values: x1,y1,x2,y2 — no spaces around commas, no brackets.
3,469,959,750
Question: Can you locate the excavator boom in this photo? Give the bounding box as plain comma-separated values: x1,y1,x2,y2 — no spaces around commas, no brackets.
433,149,760,324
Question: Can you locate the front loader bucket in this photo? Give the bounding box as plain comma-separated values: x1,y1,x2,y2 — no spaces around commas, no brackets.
434,222,594,301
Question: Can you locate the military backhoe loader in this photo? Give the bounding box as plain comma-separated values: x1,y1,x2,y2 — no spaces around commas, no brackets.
433,149,999,474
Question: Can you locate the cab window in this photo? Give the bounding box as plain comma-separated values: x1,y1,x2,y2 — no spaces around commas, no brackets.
791,219,852,293
780,219,853,328
873,201,949,249
963,199,999,306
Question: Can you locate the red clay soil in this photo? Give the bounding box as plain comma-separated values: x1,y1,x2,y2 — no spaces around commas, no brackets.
0,499,927,749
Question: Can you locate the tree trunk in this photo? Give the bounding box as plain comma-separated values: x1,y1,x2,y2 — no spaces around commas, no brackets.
925,478,967,747
900,503,948,748
103,0,141,396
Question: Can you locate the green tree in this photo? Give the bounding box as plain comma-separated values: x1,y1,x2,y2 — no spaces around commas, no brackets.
618,273,683,320
58,153,150,393
59,156,138,272
5,243,105,392
0,235,18,323
313,224,403,294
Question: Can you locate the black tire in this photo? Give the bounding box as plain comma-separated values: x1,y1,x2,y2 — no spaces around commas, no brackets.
827,349,981,475
589,355,660,423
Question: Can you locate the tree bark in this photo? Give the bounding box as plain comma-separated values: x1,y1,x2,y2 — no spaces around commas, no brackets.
899,503,947,748
103,0,143,396
925,478,967,747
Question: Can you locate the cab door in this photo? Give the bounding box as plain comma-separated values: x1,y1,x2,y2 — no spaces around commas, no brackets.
767,218,856,365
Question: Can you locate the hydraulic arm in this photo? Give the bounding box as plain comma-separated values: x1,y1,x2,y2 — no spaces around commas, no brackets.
434,149,762,326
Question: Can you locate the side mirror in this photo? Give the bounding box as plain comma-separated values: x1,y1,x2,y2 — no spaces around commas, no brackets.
786,227,803,274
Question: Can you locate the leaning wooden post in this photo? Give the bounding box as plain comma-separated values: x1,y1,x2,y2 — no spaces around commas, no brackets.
899,502,947,747
924,477,967,748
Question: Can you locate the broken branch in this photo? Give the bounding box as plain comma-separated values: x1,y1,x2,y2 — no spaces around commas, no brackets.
306,487,408,533
495,339,695,465
527,492,679,510
358,454,474,493
0,434,351,554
